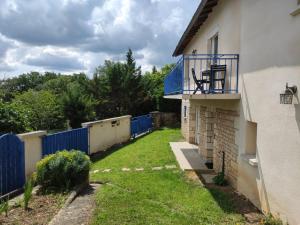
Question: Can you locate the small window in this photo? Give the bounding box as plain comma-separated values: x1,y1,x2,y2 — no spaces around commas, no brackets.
245,121,257,155
183,106,187,118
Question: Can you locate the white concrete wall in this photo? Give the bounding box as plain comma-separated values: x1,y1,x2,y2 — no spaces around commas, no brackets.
18,131,46,177
82,115,131,154
238,0,300,224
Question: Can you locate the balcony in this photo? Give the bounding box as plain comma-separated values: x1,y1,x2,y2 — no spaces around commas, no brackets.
164,54,240,100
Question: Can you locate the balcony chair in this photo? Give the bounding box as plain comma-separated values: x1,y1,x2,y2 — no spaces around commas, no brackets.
210,64,227,93
191,68,210,94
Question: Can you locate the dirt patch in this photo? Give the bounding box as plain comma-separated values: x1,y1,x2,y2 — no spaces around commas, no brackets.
0,193,67,225
206,184,264,224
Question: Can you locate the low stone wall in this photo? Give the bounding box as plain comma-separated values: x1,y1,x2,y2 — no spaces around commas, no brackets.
150,111,179,129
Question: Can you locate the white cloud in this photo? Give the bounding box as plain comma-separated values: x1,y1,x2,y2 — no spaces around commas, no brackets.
0,0,200,77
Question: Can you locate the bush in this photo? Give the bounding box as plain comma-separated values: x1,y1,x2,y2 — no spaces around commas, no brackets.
36,150,91,190
213,172,228,186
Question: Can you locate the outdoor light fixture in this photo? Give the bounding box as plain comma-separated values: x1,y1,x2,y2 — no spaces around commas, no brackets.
280,83,297,104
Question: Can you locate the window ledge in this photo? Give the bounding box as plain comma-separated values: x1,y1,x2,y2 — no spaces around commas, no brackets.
241,154,258,167
290,7,300,16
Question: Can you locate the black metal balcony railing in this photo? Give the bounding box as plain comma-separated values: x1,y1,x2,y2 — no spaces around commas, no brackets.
164,54,239,95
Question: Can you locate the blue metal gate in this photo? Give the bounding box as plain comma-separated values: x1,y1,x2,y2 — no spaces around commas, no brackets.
131,114,153,137
0,134,25,196
42,128,89,156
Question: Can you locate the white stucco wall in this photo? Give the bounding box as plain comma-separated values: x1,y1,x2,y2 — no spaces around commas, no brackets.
183,0,241,55
82,115,131,154
238,1,300,223
180,0,300,223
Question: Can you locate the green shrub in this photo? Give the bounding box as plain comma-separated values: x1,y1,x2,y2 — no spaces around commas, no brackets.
36,150,91,190
261,214,284,225
24,178,33,210
213,172,228,186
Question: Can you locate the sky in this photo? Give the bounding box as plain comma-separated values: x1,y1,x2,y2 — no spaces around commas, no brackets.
0,0,199,78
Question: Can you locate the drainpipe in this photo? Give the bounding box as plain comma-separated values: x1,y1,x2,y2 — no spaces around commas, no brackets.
221,151,225,174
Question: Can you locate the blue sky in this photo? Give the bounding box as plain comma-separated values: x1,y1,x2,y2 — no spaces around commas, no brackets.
0,0,199,77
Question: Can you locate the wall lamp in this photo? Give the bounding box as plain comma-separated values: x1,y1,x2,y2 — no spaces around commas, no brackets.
280,83,297,104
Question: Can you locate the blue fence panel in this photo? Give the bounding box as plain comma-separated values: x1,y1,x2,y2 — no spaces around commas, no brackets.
0,134,25,196
164,56,184,95
131,114,153,137
42,128,89,156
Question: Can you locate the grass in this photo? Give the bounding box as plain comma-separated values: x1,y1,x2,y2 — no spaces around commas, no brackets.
91,128,246,225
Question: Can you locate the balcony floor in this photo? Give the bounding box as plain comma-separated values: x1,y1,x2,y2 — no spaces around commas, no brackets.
164,93,241,100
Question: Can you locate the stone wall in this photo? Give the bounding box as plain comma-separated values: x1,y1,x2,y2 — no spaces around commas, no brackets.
181,101,196,143
151,111,180,129
213,108,239,188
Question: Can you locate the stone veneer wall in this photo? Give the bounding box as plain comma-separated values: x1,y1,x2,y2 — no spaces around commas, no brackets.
188,103,196,143
181,101,196,143
213,108,239,188
198,106,215,163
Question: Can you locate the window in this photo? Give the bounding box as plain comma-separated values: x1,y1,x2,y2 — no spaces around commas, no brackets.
207,33,218,65
245,121,257,155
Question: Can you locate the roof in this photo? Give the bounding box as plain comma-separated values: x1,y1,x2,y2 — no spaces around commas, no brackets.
172,0,219,56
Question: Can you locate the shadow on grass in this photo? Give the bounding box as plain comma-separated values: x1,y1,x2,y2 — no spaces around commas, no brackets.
193,171,261,216
90,131,151,163
90,126,181,163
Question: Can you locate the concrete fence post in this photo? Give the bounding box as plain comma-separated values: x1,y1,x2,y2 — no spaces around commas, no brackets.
18,131,47,178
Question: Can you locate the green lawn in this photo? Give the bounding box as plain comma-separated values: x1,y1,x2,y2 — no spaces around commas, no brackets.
90,128,246,225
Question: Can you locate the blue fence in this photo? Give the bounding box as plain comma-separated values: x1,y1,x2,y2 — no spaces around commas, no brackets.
164,56,184,95
42,128,89,156
131,115,153,137
0,134,25,196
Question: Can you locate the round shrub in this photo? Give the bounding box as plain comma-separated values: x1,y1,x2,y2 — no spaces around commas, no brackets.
36,150,91,190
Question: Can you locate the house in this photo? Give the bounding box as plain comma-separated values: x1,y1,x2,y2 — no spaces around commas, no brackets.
164,0,300,224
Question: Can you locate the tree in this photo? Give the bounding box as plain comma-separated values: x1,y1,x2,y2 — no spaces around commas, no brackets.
42,75,73,95
0,101,29,133
0,72,58,101
123,49,146,115
11,90,65,131
61,83,95,128
142,64,180,112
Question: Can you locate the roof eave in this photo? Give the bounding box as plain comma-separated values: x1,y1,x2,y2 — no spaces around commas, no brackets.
172,0,219,57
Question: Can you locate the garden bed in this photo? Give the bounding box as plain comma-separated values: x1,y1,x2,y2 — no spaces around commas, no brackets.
0,192,67,225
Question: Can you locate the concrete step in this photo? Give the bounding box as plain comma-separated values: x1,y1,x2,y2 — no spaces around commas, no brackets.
169,142,214,173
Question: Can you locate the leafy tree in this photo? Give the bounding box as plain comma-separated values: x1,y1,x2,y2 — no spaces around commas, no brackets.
11,90,65,131
42,75,73,95
142,64,180,112
61,83,95,128
0,72,58,101
0,101,29,133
